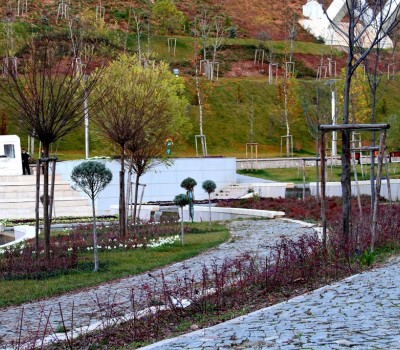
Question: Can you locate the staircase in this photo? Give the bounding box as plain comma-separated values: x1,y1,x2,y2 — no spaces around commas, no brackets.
0,175,92,219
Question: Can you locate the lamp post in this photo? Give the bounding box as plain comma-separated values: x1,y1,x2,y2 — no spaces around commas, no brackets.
326,79,338,157
83,75,89,159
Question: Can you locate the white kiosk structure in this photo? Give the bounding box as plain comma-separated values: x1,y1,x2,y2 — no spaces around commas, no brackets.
0,135,22,176
299,0,400,48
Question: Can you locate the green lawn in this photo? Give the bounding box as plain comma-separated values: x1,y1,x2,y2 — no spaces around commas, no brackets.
238,163,400,183
0,223,229,307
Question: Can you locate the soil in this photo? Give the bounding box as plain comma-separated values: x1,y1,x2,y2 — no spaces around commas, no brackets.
224,60,266,78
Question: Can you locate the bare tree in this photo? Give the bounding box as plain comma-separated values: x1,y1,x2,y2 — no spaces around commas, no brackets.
197,8,212,60
320,0,400,246
125,3,152,60
363,36,398,206
301,82,332,204
210,15,225,64
127,148,170,225
285,8,297,63
0,38,103,260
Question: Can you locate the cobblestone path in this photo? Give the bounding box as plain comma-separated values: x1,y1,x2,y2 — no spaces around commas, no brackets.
0,219,316,347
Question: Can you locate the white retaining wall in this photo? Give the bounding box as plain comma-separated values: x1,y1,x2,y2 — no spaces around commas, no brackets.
181,205,285,222
309,179,400,200
114,204,285,223
56,158,237,215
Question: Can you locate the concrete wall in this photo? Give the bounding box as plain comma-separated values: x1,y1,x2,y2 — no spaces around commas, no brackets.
113,204,285,223
237,157,341,169
56,158,237,215
309,179,400,201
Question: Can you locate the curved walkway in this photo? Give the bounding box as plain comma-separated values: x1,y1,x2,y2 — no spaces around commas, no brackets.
0,219,315,347
2,219,400,349
142,257,400,350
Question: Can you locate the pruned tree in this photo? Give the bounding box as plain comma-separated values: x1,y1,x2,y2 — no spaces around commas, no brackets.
0,38,103,261
92,54,188,236
173,193,189,245
181,177,197,222
320,0,400,247
202,179,216,226
71,161,112,272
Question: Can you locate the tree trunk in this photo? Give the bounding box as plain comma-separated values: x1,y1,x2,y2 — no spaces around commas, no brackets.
315,138,320,202
35,159,40,259
43,143,51,262
208,193,212,226
146,20,151,55
341,129,351,249
284,82,290,157
136,19,142,62
49,159,56,223
180,207,184,245
92,197,99,272
126,158,133,225
369,63,378,210
371,131,386,252
133,172,141,224
119,145,126,237
341,46,353,249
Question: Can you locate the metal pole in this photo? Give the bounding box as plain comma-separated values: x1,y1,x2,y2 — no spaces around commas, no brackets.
84,76,89,159
320,131,327,248
331,88,337,157
302,159,306,201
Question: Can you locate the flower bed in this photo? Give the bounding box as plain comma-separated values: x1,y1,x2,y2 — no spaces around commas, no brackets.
216,196,373,222
0,222,184,280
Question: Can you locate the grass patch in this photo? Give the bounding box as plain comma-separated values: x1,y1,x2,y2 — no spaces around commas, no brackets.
238,163,400,183
0,222,229,307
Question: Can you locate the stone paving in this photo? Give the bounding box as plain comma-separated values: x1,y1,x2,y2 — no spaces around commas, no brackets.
0,219,316,347
141,256,400,349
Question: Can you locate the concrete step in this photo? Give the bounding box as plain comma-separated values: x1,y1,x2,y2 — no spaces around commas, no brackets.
2,207,93,219
1,190,79,200
0,174,64,183
0,197,90,208
0,174,93,219
0,183,72,192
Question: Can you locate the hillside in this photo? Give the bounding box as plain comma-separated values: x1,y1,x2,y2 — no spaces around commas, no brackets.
0,0,314,40
0,1,399,160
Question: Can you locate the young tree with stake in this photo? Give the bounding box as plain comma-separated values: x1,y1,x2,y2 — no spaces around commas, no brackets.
174,193,190,245
71,161,112,272
202,180,216,226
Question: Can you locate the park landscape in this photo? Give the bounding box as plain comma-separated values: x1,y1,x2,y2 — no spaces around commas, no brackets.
1,0,400,349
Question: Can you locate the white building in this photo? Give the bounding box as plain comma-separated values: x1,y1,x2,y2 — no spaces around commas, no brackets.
0,135,22,176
